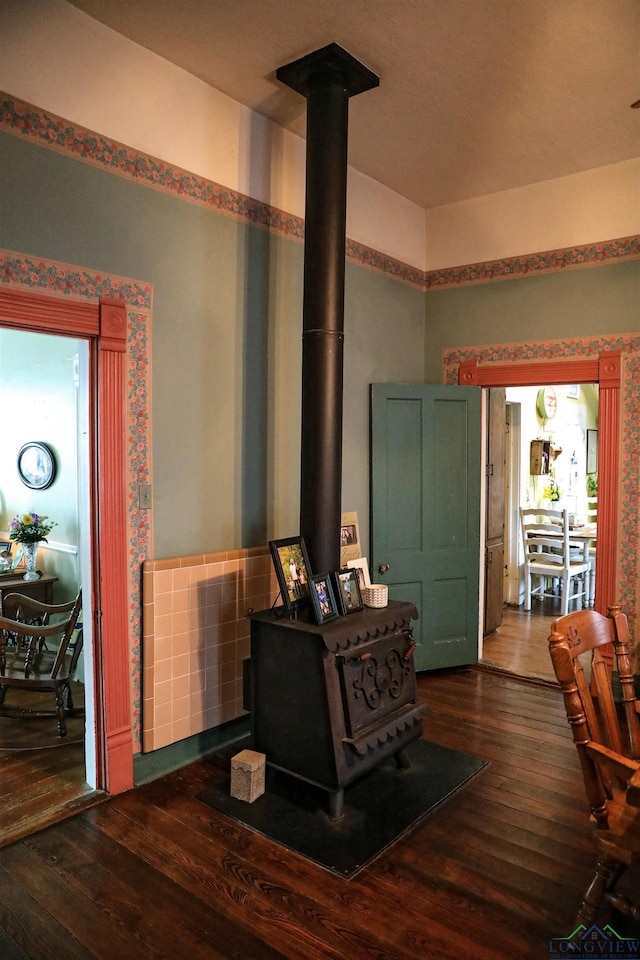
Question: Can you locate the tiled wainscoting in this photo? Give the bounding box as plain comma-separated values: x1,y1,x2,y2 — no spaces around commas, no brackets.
142,547,278,752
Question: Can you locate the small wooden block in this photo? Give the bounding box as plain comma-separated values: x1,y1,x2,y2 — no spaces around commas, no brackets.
230,749,265,803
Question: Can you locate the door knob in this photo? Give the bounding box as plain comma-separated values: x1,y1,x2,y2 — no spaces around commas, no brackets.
379,563,390,574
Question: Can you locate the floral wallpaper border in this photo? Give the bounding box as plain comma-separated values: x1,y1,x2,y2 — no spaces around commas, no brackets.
0,248,151,748
1,92,637,291
443,334,640,640
426,237,639,290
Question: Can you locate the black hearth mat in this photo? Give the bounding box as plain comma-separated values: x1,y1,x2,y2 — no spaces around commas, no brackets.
197,739,487,878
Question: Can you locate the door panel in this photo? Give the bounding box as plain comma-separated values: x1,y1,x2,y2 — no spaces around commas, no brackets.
484,387,506,635
484,541,504,635
388,580,422,613
371,384,481,671
386,398,422,550
486,388,506,541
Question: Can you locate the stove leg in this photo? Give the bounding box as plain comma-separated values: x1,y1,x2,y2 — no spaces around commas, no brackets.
395,748,412,770
328,788,345,821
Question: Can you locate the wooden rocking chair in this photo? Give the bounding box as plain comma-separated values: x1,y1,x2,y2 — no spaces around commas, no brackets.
0,589,83,737
548,604,640,927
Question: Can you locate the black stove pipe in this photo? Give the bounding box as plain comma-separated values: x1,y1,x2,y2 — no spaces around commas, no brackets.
276,44,379,575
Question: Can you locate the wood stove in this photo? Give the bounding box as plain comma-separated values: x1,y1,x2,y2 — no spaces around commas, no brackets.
246,46,424,820
249,600,424,819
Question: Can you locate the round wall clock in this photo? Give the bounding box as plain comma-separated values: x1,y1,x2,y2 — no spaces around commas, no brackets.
536,386,557,421
17,441,57,490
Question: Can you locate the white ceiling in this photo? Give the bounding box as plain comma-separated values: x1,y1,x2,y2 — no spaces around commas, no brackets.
67,0,640,210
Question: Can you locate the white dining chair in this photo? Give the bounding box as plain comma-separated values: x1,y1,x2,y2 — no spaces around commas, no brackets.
520,507,591,616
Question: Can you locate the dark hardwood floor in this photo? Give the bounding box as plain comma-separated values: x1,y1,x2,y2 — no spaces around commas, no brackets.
1,662,627,960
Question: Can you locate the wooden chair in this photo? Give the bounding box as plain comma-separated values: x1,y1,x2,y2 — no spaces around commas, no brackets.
0,589,83,737
520,507,590,615
548,605,640,927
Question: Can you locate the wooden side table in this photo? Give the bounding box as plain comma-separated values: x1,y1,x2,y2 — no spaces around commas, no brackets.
0,574,58,615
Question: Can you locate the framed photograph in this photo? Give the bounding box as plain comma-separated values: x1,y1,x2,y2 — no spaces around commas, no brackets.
309,573,339,625
346,556,371,591
566,384,579,399
339,510,361,566
269,536,312,610
333,568,364,616
0,540,13,575
586,429,598,474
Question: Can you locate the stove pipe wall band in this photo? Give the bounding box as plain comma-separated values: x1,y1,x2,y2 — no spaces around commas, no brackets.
276,45,379,575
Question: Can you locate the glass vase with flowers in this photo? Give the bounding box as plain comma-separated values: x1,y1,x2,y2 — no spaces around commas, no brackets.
9,512,57,580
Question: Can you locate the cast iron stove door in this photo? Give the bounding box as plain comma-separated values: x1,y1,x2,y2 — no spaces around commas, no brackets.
337,627,417,740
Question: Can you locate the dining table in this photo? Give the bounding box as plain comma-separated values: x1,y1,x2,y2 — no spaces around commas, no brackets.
526,522,596,556
567,522,597,544
526,522,596,543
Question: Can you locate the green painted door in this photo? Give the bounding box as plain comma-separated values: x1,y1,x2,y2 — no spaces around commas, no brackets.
370,384,481,671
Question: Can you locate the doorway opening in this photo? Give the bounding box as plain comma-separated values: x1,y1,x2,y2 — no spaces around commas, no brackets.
481,381,599,682
0,327,97,845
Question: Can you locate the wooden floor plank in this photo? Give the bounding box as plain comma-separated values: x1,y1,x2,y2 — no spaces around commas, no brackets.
0,685,90,851
0,863,92,960
451,784,593,852
481,601,562,683
23,821,269,960
90,801,371,960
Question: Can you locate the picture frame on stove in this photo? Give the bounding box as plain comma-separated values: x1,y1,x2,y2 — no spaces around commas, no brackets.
309,573,339,625
339,510,361,567
346,556,371,591
269,536,312,611
333,567,363,616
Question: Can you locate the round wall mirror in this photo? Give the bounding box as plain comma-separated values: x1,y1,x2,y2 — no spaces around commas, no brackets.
17,441,57,490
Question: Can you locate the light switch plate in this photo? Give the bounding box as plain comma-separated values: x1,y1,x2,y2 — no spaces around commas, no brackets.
138,484,152,509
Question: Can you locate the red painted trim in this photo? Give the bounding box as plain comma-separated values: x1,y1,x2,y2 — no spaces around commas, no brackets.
0,288,133,794
0,289,98,336
459,357,600,387
99,298,128,353
596,353,621,616
459,353,619,616
97,298,134,792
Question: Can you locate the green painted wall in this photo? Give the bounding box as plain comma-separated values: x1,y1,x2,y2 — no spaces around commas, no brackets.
0,131,425,561
343,263,425,554
423,260,640,382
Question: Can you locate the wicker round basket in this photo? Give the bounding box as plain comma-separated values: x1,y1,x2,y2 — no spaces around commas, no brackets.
362,584,388,608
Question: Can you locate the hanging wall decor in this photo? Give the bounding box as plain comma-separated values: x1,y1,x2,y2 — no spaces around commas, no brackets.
17,441,57,490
